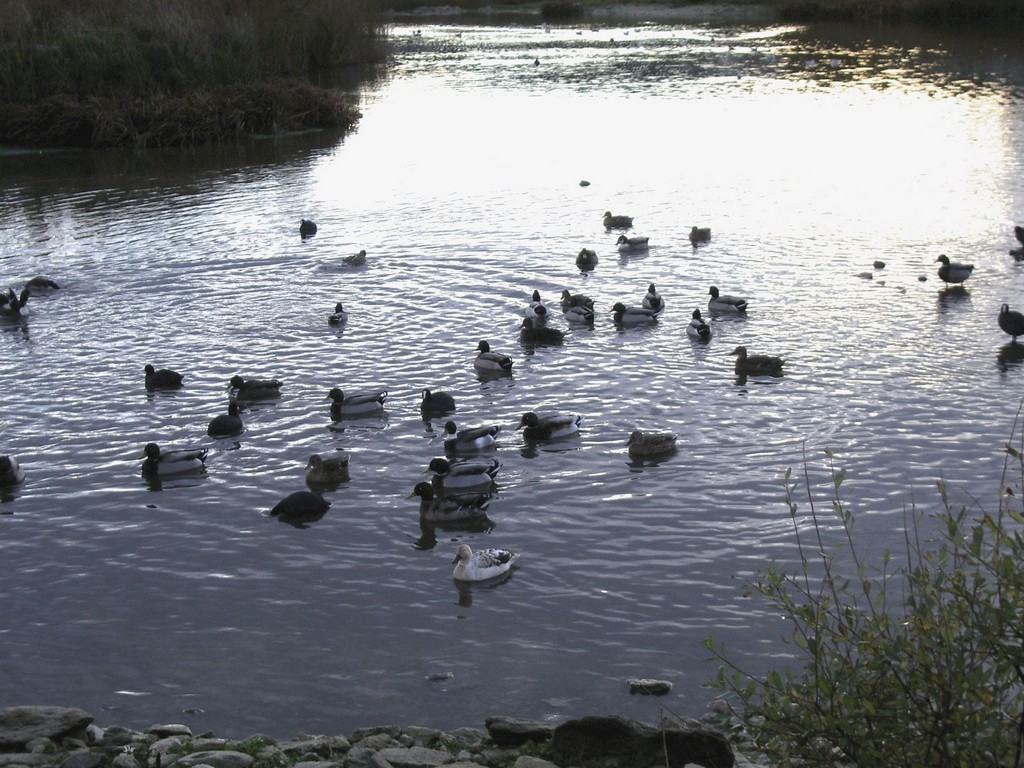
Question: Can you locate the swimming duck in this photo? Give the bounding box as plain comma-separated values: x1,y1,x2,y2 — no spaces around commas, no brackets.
425,456,501,492
603,211,633,229
642,283,663,312
1016,225,1024,247
517,411,582,441
442,420,500,452
408,482,491,522
343,249,367,267
611,302,660,324
689,226,711,244
144,364,184,391
452,543,520,582
228,375,282,400
140,443,208,477
0,455,25,486
0,287,29,317
520,317,565,345
305,453,350,485
474,340,513,373
327,387,387,417
936,254,973,285
616,235,649,254
576,248,599,271
299,219,317,238
25,275,60,294
525,289,549,320
328,302,348,325
420,388,457,414
626,430,677,458
708,286,748,314
560,289,595,310
732,345,785,375
686,309,711,341
207,401,244,438
1000,304,1024,342
563,303,596,324
270,490,330,520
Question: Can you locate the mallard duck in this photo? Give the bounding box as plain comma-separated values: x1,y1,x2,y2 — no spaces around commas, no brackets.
732,345,785,375
1015,225,1024,247
525,289,549,320
689,226,711,244
936,254,973,285
475,340,513,373
270,490,330,520
343,249,367,267
616,235,649,254
560,289,594,310
686,309,711,341
611,302,659,324
420,388,457,414
626,430,677,457
708,286,748,314
0,287,29,317
442,420,500,452
25,275,60,294
576,248,599,271
408,482,491,522
0,455,25,486
328,302,348,325
140,443,208,476
603,211,633,229
642,283,663,312
520,317,565,345
144,364,184,391
299,219,317,238
563,303,595,324
517,411,582,440
1000,304,1024,342
207,401,244,438
327,387,387,417
305,453,350,485
452,543,520,582
425,456,501,492
228,375,281,400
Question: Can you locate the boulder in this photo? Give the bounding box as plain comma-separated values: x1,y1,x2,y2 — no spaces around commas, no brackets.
627,679,673,696
171,751,254,768
59,752,105,768
373,746,452,768
0,707,94,750
482,718,553,748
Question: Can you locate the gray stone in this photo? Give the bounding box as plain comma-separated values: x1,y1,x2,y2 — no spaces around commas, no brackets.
96,727,139,748
24,737,56,754
511,758,558,768
112,753,141,768
293,762,341,768
351,726,401,743
190,739,228,752
627,678,673,696
445,729,486,748
353,734,399,751
172,751,254,768
551,715,733,768
281,738,332,758
150,737,185,755
0,754,54,767
483,718,553,749
59,752,105,768
342,747,377,768
0,707,94,750
375,746,452,768
147,725,192,738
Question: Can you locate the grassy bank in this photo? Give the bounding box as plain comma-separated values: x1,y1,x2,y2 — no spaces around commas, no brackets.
773,0,1024,22
0,0,386,148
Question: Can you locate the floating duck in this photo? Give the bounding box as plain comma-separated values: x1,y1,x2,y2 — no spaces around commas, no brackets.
452,543,520,582
327,387,387,417
563,303,596,324
525,289,549,320
140,443,208,477
560,289,594,310
425,456,501,492
935,254,973,285
1016,225,1024,247
305,453,350,485
642,283,663,312
474,340,513,373
0,455,25,486
343,249,367,267
408,482,491,522
207,401,244,438
144,364,184,391
420,388,457,414
708,286,748,314
576,248,599,271
611,302,660,324
999,304,1024,342
520,317,565,345
616,234,649,254
603,211,633,229
517,411,582,440
228,375,281,400
732,345,785,375
686,309,711,341
0,287,29,317
626,430,677,457
299,219,317,238
328,302,348,325
689,226,711,245
442,420,500,452
25,276,60,294
270,490,330,522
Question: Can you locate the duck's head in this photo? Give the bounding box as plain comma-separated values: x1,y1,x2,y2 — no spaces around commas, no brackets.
141,443,161,460
476,340,491,353
228,375,245,389
453,543,472,564
227,402,241,416
648,283,657,293
692,309,703,319
936,254,950,265
731,345,748,358
334,302,345,312
426,457,451,474
708,286,720,298
327,387,344,402
144,364,155,375
616,235,628,244
611,302,627,313
518,412,539,428
443,420,458,436
532,289,541,302
409,481,435,501
522,318,537,330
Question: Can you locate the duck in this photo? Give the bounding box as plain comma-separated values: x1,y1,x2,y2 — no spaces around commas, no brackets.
616,234,649,254
689,226,711,244
408,482,491,522
520,317,565,345
626,430,677,458
525,289,549,320
0,287,29,317
999,304,1024,342
207,401,244,438
270,490,330,520
0,455,25,486
299,219,317,238
328,302,348,325
708,286,748,314
140,443,208,477
576,248,599,271
641,283,663,313
228,375,281,400
25,275,60,294
560,289,594,310
327,387,387,417
442,420,500,452
305,453,350,485
563,303,596,324
517,411,582,441
420,388,457,414
732,345,785,375
343,249,367,267
1015,225,1024,247
611,302,659,324
686,309,711,341
144,364,184,391
603,211,633,229
935,254,974,285
474,340,513,373
452,543,520,582
425,456,501,492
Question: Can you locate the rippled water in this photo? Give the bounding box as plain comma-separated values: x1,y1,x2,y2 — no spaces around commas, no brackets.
3,12,1024,739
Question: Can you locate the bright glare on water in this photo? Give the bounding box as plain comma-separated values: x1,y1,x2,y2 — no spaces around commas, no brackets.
2,12,1024,738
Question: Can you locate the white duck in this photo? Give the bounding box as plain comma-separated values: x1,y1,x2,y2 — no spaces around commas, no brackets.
452,543,520,581
686,309,711,341
616,234,650,254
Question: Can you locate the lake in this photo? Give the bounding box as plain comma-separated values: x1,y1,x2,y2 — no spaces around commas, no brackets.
2,7,1023,740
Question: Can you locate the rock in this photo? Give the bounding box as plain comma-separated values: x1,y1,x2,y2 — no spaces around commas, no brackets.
511,757,558,768
171,751,254,768
60,751,105,768
0,707,94,750
148,724,193,738
0,755,53,766
112,753,140,768
483,717,553,748
873,260,886,269
374,746,453,768
626,678,672,695
281,737,333,758
343,747,377,768
95,726,139,748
